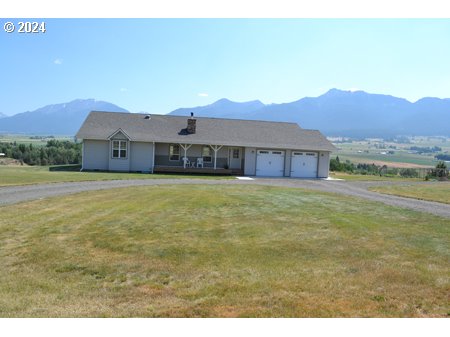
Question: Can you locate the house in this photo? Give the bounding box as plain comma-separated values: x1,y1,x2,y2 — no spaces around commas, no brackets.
75,111,336,178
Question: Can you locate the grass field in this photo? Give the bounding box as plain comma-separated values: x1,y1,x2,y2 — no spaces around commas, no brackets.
369,183,450,204
337,154,435,167
334,137,450,168
0,185,448,317
0,134,73,146
0,165,231,186
330,172,423,182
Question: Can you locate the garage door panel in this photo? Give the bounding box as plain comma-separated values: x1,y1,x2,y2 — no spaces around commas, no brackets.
256,150,285,177
291,152,318,178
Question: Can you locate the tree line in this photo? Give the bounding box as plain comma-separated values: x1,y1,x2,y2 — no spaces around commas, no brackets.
0,140,81,166
408,146,442,154
435,154,450,161
330,156,448,179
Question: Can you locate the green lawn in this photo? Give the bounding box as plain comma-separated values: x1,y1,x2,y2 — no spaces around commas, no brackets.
0,165,425,186
0,165,231,186
0,185,448,317
369,182,450,204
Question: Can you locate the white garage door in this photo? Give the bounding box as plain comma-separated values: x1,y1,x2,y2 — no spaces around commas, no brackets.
256,150,285,177
291,152,318,178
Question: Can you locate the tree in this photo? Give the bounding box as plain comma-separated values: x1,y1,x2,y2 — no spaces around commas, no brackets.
435,161,448,179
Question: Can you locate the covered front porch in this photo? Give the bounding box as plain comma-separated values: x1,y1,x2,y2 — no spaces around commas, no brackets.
153,165,243,175
153,143,244,175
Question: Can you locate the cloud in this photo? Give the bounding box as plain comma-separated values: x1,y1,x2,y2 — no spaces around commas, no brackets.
198,93,208,97
53,59,63,65
120,88,128,92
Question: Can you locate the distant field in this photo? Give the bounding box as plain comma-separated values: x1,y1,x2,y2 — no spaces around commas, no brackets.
333,136,450,168
330,172,422,182
0,134,73,146
370,183,450,204
337,154,435,167
0,185,448,317
0,165,231,186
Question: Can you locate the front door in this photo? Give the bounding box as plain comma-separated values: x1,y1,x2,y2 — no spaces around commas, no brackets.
229,147,241,169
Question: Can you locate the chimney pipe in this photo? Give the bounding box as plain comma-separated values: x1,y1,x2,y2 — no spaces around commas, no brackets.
187,113,196,134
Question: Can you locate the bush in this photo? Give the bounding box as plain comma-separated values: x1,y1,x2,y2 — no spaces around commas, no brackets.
330,156,355,173
399,168,419,178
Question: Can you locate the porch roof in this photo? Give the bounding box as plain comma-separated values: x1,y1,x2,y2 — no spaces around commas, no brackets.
76,111,336,152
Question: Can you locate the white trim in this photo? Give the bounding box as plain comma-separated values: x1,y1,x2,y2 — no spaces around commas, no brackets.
111,139,128,159
81,141,84,171
152,141,155,174
317,151,321,178
107,128,131,140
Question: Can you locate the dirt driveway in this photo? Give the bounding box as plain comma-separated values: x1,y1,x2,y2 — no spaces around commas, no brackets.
1,178,449,218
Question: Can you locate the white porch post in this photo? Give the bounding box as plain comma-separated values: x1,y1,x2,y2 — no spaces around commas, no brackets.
180,144,192,168
209,145,223,170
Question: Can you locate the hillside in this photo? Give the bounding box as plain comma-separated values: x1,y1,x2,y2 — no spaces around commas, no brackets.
170,98,265,118
0,99,128,135
169,89,450,137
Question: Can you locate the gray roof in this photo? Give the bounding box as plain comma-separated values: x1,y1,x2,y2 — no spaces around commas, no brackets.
76,111,336,152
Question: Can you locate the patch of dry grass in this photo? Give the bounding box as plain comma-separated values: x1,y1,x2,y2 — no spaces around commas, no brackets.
0,185,448,317
370,182,450,204
331,172,422,182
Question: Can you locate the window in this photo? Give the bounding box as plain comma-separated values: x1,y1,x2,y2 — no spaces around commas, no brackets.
112,140,127,159
233,149,240,159
169,144,180,161
202,146,212,163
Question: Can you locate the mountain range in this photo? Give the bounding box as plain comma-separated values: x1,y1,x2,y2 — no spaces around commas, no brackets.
169,89,450,138
0,89,449,137
0,99,128,135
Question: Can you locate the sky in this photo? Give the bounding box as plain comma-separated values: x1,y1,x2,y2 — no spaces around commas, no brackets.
1,18,450,115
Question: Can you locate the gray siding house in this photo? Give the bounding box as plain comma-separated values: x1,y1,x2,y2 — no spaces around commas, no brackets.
76,111,336,178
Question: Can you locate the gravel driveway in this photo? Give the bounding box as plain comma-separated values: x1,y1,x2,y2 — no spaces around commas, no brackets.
1,178,449,218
